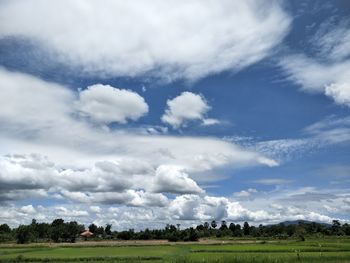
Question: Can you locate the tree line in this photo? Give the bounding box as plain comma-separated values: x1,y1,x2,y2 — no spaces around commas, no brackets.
1,219,349,244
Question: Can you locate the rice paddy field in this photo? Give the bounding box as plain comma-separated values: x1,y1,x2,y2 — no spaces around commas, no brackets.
1,237,350,262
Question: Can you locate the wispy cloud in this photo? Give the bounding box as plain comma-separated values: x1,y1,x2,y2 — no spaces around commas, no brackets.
245,115,350,162
0,0,291,81
253,178,293,185
279,19,350,106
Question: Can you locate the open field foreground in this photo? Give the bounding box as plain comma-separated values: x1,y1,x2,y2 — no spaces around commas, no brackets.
1,238,350,263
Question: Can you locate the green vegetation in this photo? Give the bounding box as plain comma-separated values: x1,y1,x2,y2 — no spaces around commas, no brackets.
0,238,350,262
1,219,350,244
1,219,350,262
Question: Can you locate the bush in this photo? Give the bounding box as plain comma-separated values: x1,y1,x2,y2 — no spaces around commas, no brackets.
168,233,180,242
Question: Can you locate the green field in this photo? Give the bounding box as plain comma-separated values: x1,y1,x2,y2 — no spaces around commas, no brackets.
1,238,350,262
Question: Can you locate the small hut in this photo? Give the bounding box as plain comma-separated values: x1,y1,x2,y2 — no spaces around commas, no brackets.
80,230,93,240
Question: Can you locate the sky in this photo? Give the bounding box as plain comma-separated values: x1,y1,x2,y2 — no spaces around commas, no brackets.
0,0,349,230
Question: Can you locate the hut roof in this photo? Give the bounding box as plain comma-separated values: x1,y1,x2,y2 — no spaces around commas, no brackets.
80,230,94,237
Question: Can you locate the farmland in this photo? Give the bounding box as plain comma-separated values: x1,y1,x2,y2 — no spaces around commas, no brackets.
1,237,350,263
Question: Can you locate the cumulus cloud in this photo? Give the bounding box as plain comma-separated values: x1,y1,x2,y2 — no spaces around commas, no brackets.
161,92,218,128
152,165,204,194
90,206,101,213
55,206,89,218
20,205,36,214
76,84,148,124
0,68,74,131
0,69,275,173
0,68,279,227
0,154,57,191
59,161,135,192
0,0,291,81
325,83,350,106
60,190,169,207
1,188,347,229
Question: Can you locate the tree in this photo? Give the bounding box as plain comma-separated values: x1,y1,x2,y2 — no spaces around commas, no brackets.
51,219,64,227
36,223,50,239
96,226,105,237
342,223,350,236
0,223,12,242
105,224,112,236
295,225,306,241
196,224,204,231
88,223,98,234
0,224,11,233
211,220,217,229
332,220,341,235
229,223,235,233
203,222,209,230
50,219,65,242
185,227,198,241
220,221,228,230
65,221,82,243
258,224,265,237
16,225,33,244
243,222,250,236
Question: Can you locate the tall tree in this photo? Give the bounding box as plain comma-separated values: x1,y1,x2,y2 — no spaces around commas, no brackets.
105,224,112,235
243,222,250,236
50,218,65,242
220,221,228,230
88,223,98,234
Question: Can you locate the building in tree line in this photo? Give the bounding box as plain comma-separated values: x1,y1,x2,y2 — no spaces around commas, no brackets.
80,230,93,240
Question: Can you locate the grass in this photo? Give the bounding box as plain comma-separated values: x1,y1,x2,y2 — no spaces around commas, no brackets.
1,238,350,262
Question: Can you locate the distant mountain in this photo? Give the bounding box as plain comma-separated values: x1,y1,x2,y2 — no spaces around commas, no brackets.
278,220,332,227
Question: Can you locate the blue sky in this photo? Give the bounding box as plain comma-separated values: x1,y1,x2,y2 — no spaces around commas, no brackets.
0,0,349,229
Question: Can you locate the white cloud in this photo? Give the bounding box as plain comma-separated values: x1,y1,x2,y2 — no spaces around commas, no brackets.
0,0,291,81
20,205,36,214
280,54,350,98
169,195,202,220
303,116,350,144
161,92,218,128
55,206,89,218
152,165,204,194
279,20,350,107
61,190,169,207
253,178,293,185
0,68,280,228
0,153,58,191
325,83,350,106
1,188,348,229
234,188,257,198
76,84,148,124
246,116,350,163
0,68,74,130
311,20,350,62
0,69,275,174
252,138,311,162
202,118,220,126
